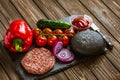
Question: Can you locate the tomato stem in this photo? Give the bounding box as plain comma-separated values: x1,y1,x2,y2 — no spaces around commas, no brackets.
44,34,73,37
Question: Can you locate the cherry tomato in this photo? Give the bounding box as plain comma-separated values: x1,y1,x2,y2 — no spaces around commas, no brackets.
32,28,42,38
59,35,69,46
47,35,58,46
43,28,53,34
36,34,47,46
64,28,75,35
54,29,63,34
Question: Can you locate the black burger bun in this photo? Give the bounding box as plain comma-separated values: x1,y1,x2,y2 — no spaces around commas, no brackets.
71,30,106,55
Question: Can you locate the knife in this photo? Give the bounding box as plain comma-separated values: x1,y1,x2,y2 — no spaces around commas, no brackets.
90,23,113,50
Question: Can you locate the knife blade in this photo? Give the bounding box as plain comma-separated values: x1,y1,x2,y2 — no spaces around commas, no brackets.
91,23,113,50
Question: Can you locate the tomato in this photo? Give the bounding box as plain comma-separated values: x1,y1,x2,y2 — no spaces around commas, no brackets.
42,28,53,34
32,28,42,38
64,28,75,35
54,29,63,34
47,35,58,46
59,35,69,46
36,34,47,46
62,35,69,46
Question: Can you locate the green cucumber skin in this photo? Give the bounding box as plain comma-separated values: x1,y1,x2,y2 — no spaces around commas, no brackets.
37,19,71,29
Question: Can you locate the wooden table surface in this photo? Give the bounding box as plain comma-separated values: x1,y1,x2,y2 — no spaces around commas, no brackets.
0,0,120,80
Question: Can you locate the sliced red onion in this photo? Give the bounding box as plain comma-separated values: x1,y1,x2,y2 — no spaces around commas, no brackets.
62,53,74,62
56,48,74,62
52,41,63,55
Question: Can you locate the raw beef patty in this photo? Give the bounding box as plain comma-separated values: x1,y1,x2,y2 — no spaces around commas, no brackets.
21,47,55,75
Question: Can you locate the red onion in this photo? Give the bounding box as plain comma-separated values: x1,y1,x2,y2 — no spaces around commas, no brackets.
52,41,63,55
56,48,74,62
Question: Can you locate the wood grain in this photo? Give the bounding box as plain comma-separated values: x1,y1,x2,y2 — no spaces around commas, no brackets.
83,55,120,80
33,0,68,20
0,64,9,80
0,45,20,80
0,21,7,38
43,72,69,80
0,34,3,41
0,0,120,80
11,0,46,29
0,0,22,27
64,64,97,80
102,0,120,18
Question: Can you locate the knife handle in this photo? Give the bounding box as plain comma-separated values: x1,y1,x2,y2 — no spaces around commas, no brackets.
97,30,113,50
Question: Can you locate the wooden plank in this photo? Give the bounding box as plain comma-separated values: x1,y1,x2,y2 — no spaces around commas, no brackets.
64,64,97,80
0,4,10,30
0,21,4,41
43,72,68,80
0,21,7,38
0,45,20,80
83,55,120,80
57,0,88,15
0,18,14,80
57,0,120,79
0,64,9,80
33,0,68,20
10,0,46,29
0,34,3,41
0,0,22,29
102,0,120,18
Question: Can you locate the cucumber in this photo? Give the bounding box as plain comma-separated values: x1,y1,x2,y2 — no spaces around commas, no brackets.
36,19,71,29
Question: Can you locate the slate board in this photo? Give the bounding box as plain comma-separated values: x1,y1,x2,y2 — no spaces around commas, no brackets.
0,16,84,80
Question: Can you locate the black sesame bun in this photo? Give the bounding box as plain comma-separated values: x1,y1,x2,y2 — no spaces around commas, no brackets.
71,30,106,55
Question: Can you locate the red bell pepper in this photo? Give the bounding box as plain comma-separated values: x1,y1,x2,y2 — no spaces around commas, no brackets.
4,20,33,53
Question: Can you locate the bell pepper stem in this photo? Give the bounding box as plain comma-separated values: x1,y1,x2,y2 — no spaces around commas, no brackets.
13,38,23,52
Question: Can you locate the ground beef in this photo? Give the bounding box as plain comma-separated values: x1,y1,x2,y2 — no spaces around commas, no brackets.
21,47,55,75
